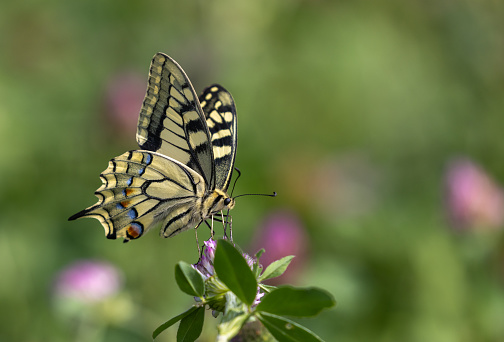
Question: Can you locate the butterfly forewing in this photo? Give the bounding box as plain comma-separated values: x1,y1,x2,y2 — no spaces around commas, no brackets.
137,53,215,189
69,151,206,241
199,84,237,191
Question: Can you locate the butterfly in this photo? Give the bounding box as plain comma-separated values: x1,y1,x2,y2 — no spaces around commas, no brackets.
69,53,237,242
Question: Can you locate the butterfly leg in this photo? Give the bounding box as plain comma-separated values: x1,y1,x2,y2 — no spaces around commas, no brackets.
220,211,227,238
224,207,233,238
207,215,230,223
210,215,214,238
194,221,204,256
228,214,233,241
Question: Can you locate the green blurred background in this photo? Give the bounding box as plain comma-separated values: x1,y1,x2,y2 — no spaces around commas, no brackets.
1,0,504,341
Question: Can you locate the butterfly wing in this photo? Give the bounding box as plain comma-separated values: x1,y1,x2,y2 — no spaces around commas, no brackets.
136,53,215,189
69,150,206,242
199,84,237,192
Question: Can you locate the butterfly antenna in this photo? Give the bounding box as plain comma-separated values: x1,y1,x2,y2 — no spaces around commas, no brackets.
230,167,242,197
233,191,277,200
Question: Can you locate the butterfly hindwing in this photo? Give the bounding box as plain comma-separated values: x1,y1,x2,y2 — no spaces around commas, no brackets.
136,53,215,189
199,84,237,191
69,150,206,241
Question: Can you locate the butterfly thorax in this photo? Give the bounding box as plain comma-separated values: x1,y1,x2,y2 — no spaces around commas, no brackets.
201,189,235,219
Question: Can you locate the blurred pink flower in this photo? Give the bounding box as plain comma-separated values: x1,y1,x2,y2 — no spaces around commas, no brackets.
445,158,504,230
54,260,123,303
250,210,309,285
104,72,145,137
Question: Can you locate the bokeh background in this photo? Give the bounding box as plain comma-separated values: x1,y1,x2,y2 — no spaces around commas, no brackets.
1,1,504,341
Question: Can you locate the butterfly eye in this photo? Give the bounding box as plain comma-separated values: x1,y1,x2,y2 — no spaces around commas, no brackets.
224,198,231,206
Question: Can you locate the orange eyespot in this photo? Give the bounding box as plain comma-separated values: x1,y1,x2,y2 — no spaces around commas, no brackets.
120,200,130,208
124,188,134,197
126,222,143,239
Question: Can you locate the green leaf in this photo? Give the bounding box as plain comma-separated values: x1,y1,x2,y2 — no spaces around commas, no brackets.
177,306,205,342
175,261,205,297
252,253,263,279
217,292,250,341
256,312,324,342
255,248,265,259
253,263,263,279
152,306,198,339
258,255,295,282
259,284,277,294
214,239,257,306
256,286,335,317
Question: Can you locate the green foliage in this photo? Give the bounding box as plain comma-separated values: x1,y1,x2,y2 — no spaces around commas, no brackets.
258,255,294,282
217,292,250,340
154,240,335,341
257,312,323,342
176,307,205,342
175,261,205,297
152,307,198,340
214,239,258,306
256,286,335,317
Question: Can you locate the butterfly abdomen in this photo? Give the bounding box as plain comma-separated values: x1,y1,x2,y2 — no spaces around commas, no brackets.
160,201,203,238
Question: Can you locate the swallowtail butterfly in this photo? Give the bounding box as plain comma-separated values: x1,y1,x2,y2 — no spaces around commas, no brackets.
69,53,237,242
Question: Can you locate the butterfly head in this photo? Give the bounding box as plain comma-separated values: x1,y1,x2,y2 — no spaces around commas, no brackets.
205,189,235,217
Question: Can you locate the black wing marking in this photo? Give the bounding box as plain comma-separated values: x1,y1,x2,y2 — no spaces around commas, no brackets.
136,53,215,189
199,84,237,191
69,151,206,241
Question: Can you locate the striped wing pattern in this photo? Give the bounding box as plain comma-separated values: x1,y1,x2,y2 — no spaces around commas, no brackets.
69,151,206,242
199,84,237,192
137,53,215,189
70,53,238,242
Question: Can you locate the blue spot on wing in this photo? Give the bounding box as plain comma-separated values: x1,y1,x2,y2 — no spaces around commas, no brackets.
128,209,138,219
131,222,142,229
138,168,145,176
145,153,152,165
126,177,133,186
116,203,125,210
